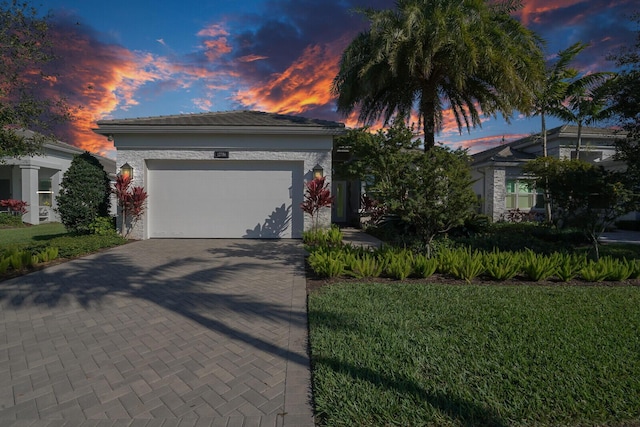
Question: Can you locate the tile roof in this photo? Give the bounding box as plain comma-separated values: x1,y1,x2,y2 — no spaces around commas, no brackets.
96,110,345,129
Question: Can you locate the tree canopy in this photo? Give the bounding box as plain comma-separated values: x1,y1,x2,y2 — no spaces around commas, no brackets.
56,151,111,233
606,13,640,188
336,121,477,251
0,0,70,159
332,0,545,150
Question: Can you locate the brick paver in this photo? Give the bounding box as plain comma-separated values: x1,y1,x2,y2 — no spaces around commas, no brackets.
0,239,314,427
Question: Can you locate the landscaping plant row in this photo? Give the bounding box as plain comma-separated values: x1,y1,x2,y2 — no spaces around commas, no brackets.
0,247,59,275
304,229,640,282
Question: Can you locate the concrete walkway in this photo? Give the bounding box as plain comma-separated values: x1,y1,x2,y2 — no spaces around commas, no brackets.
0,239,313,427
599,229,640,245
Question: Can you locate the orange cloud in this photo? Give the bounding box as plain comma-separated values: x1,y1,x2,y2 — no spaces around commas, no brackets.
197,24,229,38
447,133,528,153
517,0,585,25
234,42,341,115
238,54,269,63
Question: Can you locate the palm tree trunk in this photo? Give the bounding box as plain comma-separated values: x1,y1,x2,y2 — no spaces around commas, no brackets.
575,120,583,160
541,112,552,223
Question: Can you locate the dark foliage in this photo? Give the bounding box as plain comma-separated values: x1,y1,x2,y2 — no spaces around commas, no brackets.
56,152,110,233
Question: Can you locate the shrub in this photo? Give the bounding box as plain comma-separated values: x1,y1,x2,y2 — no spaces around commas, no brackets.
46,234,126,259
629,260,640,279
308,248,346,278
300,176,333,229
484,250,521,281
449,247,485,283
521,250,558,281
0,212,23,227
88,216,117,236
0,257,10,274
0,199,28,214
381,249,413,280
556,253,587,282
57,152,111,233
602,257,634,281
347,252,383,279
580,260,610,282
412,254,438,278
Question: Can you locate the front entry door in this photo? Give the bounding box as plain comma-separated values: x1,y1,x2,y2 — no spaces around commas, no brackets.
332,180,346,223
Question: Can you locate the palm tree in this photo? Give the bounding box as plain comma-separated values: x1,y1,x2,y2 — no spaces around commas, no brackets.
332,0,545,151
553,75,616,159
532,42,588,223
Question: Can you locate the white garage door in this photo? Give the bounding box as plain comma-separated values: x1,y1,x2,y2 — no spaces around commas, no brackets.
147,160,304,238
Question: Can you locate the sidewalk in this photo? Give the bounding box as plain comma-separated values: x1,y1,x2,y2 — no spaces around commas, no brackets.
340,227,383,249
599,229,640,245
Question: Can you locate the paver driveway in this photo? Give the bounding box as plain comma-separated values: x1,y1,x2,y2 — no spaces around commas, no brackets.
0,239,314,427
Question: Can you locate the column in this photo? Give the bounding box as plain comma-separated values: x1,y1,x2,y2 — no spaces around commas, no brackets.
20,165,40,225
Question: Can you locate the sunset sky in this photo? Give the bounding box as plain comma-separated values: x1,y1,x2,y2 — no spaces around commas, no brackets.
39,0,638,157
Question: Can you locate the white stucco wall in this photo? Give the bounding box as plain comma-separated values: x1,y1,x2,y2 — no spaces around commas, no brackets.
114,132,334,240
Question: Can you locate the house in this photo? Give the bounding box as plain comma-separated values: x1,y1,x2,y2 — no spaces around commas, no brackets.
0,130,116,225
470,125,634,222
93,111,346,240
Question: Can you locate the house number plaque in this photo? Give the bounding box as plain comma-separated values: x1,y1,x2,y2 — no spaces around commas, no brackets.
214,151,229,159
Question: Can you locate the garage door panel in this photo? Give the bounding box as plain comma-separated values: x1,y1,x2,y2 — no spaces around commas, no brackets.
147,160,303,238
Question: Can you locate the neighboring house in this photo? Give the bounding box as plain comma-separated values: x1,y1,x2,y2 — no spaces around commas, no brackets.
93,111,345,240
0,130,116,225
471,125,636,222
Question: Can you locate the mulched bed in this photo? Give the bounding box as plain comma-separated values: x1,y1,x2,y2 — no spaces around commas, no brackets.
305,262,640,293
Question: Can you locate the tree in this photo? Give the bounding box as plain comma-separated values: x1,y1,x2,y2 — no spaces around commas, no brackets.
332,0,544,150
0,0,70,159
553,75,615,159
606,13,640,188
300,177,333,230
533,42,587,158
336,122,477,253
530,42,612,221
524,157,638,260
56,152,111,233
113,174,148,237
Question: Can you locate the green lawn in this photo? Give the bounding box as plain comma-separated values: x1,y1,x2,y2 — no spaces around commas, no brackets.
0,222,67,246
0,223,126,280
309,283,640,427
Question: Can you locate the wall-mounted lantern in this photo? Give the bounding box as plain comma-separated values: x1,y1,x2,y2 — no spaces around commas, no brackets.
313,164,323,179
120,163,133,179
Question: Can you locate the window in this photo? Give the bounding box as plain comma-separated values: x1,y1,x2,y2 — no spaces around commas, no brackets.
38,179,52,207
506,179,542,210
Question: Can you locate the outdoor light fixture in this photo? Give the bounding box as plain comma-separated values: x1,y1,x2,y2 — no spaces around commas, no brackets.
313,164,323,179
120,163,133,179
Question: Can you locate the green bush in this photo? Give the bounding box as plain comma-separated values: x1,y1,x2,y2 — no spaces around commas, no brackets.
56,151,111,233
602,257,634,281
449,248,485,283
412,253,438,278
580,260,610,282
484,250,521,281
347,252,383,279
630,260,640,280
0,213,23,227
0,257,10,274
308,248,346,278
382,250,413,280
88,216,117,236
303,225,343,249
522,250,558,281
45,234,126,259
556,253,587,282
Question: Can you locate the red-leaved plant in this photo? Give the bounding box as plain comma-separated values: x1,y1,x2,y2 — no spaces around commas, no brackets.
1,199,28,215
300,177,333,229
113,174,148,236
